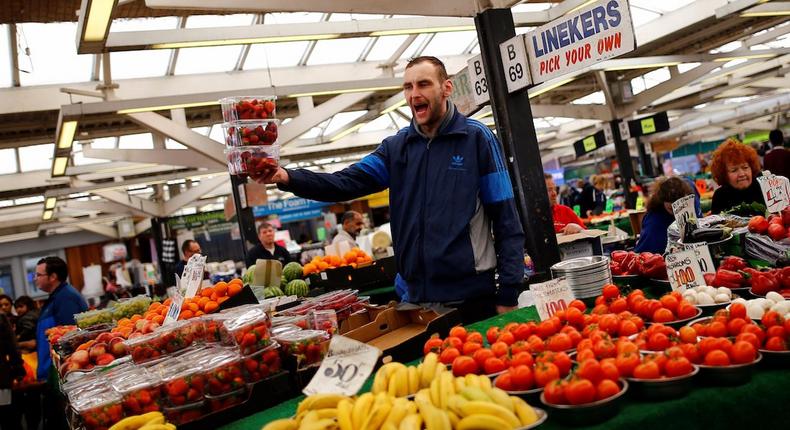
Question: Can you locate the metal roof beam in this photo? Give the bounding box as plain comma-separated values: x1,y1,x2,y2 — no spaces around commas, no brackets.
82,147,224,169
161,175,228,215
125,112,226,164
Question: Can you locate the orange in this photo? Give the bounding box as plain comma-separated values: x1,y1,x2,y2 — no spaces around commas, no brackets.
318,261,329,270
152,315,164,325
214,283,229,297
117,318,131,326
210,292,219,301
159,306,168,316
229,278,243,286
201,287,215,298
163,298,173,306
130,315,142,323
179,309,194,320
204,301,219,313
228,283,242,297
194,310,204,317
303,263,316,274
187,302,199,313
217,296,229,304
198,296,210,309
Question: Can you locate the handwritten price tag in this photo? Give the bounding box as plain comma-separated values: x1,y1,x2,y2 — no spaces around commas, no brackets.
682,242,715,275
303,336,381,396
532,278,575,321
665,249,705,292
182,254,206,298
672,194,696,241
757,171,789,214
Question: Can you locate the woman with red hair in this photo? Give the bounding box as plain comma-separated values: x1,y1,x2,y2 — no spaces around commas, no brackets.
710,139,765,214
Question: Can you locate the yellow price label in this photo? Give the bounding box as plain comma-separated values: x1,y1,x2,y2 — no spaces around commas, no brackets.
641,118,656,135
636,196,645,210
583,136,596,152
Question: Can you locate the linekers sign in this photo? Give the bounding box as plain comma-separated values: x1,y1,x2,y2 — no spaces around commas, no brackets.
525,0,636,85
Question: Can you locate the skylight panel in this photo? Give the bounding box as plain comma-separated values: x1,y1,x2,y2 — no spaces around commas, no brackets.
72,142,108,166
185,14,254,28
360,114,397,133
421,31,477,57
512,3,553,12
324,111,367,134
18,143,53,172
17,23,92,86
111,17,179,32
244,41,309,69
571,91,605,105
0,149,16,174
628,7,660,27
174,45,241,75
307,38,373,65
111,50,171,79
365,35,410,61
266,13,326,25
118,133,154,149
88,137,117,149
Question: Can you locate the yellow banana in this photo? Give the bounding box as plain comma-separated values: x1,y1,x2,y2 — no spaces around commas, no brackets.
406,400,418,415
464,374,479,389
476,374,494,394
460,386,492,402
488,388,515,412
458,401,521,428
414,388,432,406
382,423,398,430
398,414,422,430
454,375,467,392
512,396,538,426
456,414,512,430
384,398,410,426
361,400,392,430
433,409,453,430
351,393,374,430
407,366,420,395
262,418,299,430
439,371,455,410
372,366,390,394
390,367,408,398
430,378,441,406
421,353,438,388
108,412,164,430
447,394,468,417
337,399,353,430
298,394,348,414
447,411,461,428
300,418,338,430
144,414,165,426
137,424,175,430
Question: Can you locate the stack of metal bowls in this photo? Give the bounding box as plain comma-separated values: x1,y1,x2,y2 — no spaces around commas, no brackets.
550,256,612,299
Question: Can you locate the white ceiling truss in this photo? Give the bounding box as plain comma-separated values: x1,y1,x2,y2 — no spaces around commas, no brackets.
0,0,788,243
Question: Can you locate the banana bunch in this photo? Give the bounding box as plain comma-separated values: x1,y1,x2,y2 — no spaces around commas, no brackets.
371,353,447,398
108,412,175,430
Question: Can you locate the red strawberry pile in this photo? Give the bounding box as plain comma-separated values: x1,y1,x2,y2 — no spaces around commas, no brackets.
232,98,276,121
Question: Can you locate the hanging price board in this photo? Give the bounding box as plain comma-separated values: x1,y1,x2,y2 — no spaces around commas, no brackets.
303,336,381,396
665,249,705,292
672,195,696,241
532,278,575,321
757,171,789,214
682,242,715,275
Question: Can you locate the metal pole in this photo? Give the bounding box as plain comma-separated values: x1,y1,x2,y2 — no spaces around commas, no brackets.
612,120,638,208
635,136,656,177
474,8,560,278
229,174,255,262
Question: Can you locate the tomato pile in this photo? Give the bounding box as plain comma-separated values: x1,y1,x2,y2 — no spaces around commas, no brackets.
542,358,624,405
747,209,790,241
690,304,790,352
494,350,573,391
592,285,699,324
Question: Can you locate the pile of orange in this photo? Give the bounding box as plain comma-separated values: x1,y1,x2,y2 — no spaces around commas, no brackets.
302,247,373,275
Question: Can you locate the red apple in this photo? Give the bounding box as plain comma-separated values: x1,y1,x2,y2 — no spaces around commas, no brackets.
71,350,90,366
768,223,787,241
89,342,107,362
109,338,127,357
748,216,769,234
95,353,115,366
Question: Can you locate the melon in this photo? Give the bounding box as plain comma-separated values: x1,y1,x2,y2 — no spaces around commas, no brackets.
282,262,304,283
263,286,284,298
284,279,309,297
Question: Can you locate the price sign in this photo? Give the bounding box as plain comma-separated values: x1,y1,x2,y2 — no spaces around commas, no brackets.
757,171,789,214
672,195,696,241
603,123,614,145
164,288,184,324
635,195,645,210
618,121,631,140
499,35,531,93
683,242,715,275
641,117,656,134
583,136,596,152
468,55,490,106
303,336,381,396
665,249,705,292
605,199,614,213
532,278,575,321
182,254,206,298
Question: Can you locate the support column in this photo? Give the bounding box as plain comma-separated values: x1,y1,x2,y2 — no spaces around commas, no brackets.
229,174,256,264
612,121,638,208
150,217,168,287
635,137,655,177
474,8,560,279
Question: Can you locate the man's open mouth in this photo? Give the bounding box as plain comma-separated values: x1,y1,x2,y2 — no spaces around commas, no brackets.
413,102,429,115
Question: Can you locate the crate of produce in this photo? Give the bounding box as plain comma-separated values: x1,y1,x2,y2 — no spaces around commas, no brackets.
74,309,114,329
202,349,246,396
124,320,201,364
162,364,208,407
219,96,276,123
219,307,272,355
225,145,280,178
71,388,124,430
241,342,282,383
274,329,330,369
112,369,163,415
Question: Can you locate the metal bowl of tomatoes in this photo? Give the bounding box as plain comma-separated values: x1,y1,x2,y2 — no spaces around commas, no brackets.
697,352,762,386
539,378,628,426
646,307,703,330
626,365,699,400
492,373,545,405
757,348,790,367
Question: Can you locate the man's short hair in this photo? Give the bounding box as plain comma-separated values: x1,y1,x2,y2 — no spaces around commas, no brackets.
341,211,360,224
181,239,197,254
406,56,449,81
258,222,274,233
769,129,784,147
37,256,68,283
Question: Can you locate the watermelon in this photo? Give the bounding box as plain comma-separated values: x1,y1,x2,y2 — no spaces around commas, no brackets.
242,267,255,285
282,262,304,283
284,279,309,297
263,286,284,298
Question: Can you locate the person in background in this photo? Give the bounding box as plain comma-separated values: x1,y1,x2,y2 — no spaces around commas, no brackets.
710,139,766,214
635,177,694,253
545,173,586,235
174,239,202,277
12,296,41,430
246,222,291,268
580,175,607,217
0,313,26,430
763,129,789,179
13,297,37,351
332,211,364,247
0,295,12,319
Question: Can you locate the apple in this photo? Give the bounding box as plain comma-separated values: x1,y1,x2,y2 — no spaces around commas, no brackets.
95,353,115,366
71,349,90,367
89,342,108,362
768,223,786,241
748,216,769,234
109,338,127,357
95,332,113,344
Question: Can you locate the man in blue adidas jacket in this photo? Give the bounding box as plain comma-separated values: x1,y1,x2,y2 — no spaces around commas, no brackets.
258,56,525,321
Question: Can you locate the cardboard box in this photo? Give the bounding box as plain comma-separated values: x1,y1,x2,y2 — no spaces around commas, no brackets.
307,256,396,292
338,303,389,334
344,303,460,364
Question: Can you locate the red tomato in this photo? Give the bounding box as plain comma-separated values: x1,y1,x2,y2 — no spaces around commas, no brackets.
735,332,761,351
729,302,747,320
462,341,482,356
576,358,603,383
547,333,573,352
513,323,533,341
495,372,514,391
609,298,628,314
678,343,700,364
443,336,463,351
510,351,534,368
423,337,443,355
762,310,785,328
664,346,685,359
565,307,584,328
766,325,786,340
730,340,757,364
504,322,519,333
633,361,661,379
576,348,596,362
486,327,501,345
725,318,745,337
596,379,620,400
536,320,557,339
569,299,587,312
615,352,640,377
678,326,697,344
439,347,461,365
451,356,479,376
602,284,620,301
677,303,698,320
527,336,545,354
740,324,766,343
490,341,509,357
483,357,507,375
472,348,495,368
703,350,731,366
543,379,567,404
706,321,728,338
509,364,534,390
449,326,467,342
618,319,639,336
598,314,620,336
534,362,560,387
593,339,617,359
660,295,679,314
553,352,573,377
764,336,788,351
647,332,671,351
497,331,516,346
566,378,597,405
664,357,693,377
509,340,530,355
599,358,620,381
652,308,675,323
615,340,638,355
466,331,484,344
560,326,582,347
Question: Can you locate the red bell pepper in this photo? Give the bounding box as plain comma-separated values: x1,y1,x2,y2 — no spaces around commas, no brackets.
637,253,667,279
611,250,629,264
703,273,715,286
720,256,747,271
781,267,790,290
621,252,638,275
610,261,624,276
712,269,746,289
751,272,780,296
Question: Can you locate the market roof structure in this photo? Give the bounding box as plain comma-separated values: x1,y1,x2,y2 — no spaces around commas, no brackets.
0,0,788,243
